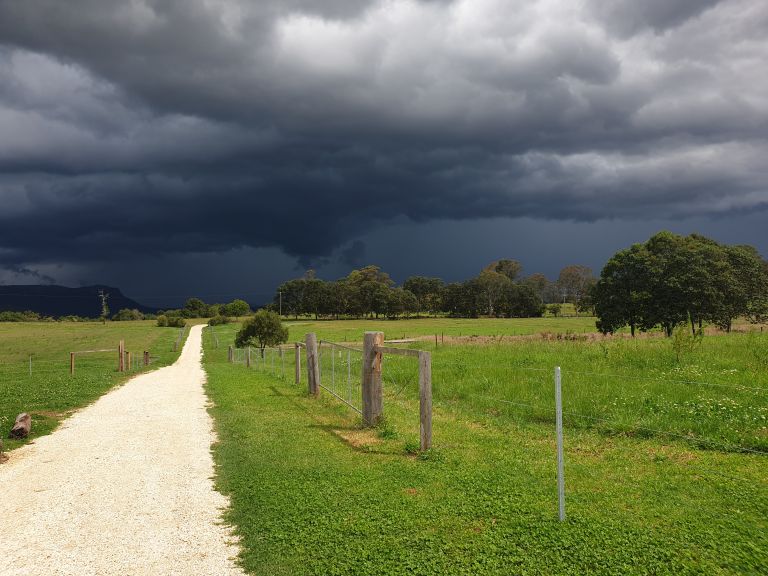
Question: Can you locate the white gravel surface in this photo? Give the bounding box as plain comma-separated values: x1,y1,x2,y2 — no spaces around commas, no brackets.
0,324,244,575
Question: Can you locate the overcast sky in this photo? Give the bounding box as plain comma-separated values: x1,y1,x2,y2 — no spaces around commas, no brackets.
1,0,766,306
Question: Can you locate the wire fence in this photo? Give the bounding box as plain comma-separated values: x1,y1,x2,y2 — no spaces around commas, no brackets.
220,333,767,521
231,344,293,382
0,350,158,379
318,341,364,415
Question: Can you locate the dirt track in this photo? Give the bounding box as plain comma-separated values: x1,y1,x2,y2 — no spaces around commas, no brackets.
0,324,243,575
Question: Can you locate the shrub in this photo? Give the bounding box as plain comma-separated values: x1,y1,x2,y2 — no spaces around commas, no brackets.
208,315,231,326
167,316,186,328
156,315,169,327
112,308,145,321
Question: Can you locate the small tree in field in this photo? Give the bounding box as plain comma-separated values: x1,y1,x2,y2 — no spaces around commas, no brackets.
236,310,288,356
547,303,562,317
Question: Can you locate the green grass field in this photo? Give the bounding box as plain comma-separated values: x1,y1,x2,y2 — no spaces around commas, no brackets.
279,315,598,342
204,317,767,575
0,321,187,451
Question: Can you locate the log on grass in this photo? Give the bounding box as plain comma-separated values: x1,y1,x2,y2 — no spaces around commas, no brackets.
9,413,31,439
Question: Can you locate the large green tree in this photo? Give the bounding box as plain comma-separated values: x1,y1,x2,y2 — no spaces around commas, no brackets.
594,231,768,336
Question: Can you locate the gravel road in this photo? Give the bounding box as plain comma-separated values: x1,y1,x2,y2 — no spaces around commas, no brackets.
0,324,244,575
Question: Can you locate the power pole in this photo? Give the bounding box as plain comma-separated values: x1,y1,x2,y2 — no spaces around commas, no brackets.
279,290,282,317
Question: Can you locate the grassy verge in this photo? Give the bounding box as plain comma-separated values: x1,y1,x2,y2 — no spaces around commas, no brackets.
0,320,188,451
203,319,767,575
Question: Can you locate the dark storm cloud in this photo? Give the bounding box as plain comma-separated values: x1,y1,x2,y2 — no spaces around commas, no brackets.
0,0,767,278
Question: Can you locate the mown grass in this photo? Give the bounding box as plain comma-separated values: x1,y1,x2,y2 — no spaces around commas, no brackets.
0,321,187,451
204,318,767,575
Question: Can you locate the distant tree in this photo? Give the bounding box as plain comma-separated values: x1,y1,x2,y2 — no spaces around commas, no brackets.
383,287,418,319
441,281,483,318
547,303,562,318
575,278,598,316
275,279,306,319
484,259,522,282
476,270,512,316
183,297,208,318
521,273,550,301
235,310,289,354
346,265,394,318
303,278,326,319
156,315,169,327
325,280,352,319
220,299,251,318
403,276,444,316
556,265,594,304
497,283,545,317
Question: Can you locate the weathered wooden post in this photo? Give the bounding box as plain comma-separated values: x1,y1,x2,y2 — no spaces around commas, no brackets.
70,352,75,375
295,343,301,385
144,351,149,366
126,351,131,371
246,346,251,368
362,331,384,426
228,345,233,363
305,333,320,396
118,340,125,372
419,351,433,451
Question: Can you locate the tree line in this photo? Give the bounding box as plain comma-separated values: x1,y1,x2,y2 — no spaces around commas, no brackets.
593,231,768,336
272,261,596,320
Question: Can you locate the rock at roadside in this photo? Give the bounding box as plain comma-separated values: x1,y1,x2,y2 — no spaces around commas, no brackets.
9,413,31,439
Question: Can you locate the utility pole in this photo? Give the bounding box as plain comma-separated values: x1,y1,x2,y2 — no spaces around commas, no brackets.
279,290,282,317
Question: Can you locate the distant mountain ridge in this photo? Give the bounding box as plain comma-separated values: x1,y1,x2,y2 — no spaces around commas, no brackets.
0,285,155,318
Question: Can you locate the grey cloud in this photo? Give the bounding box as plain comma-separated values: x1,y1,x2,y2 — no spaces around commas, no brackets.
586,0,723,37
0,0,766,279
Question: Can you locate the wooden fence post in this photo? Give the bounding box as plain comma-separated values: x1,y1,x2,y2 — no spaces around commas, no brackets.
118,340,124,372
362,331,384,426
144,351,149,366
126,351,131,372
70,352,75,375
419,351,432,451
228,345,233,363
305,333,320,397
294,344,301,385
246,346,251,368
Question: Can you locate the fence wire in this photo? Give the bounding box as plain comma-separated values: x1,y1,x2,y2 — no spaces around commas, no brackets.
318,341,363,414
